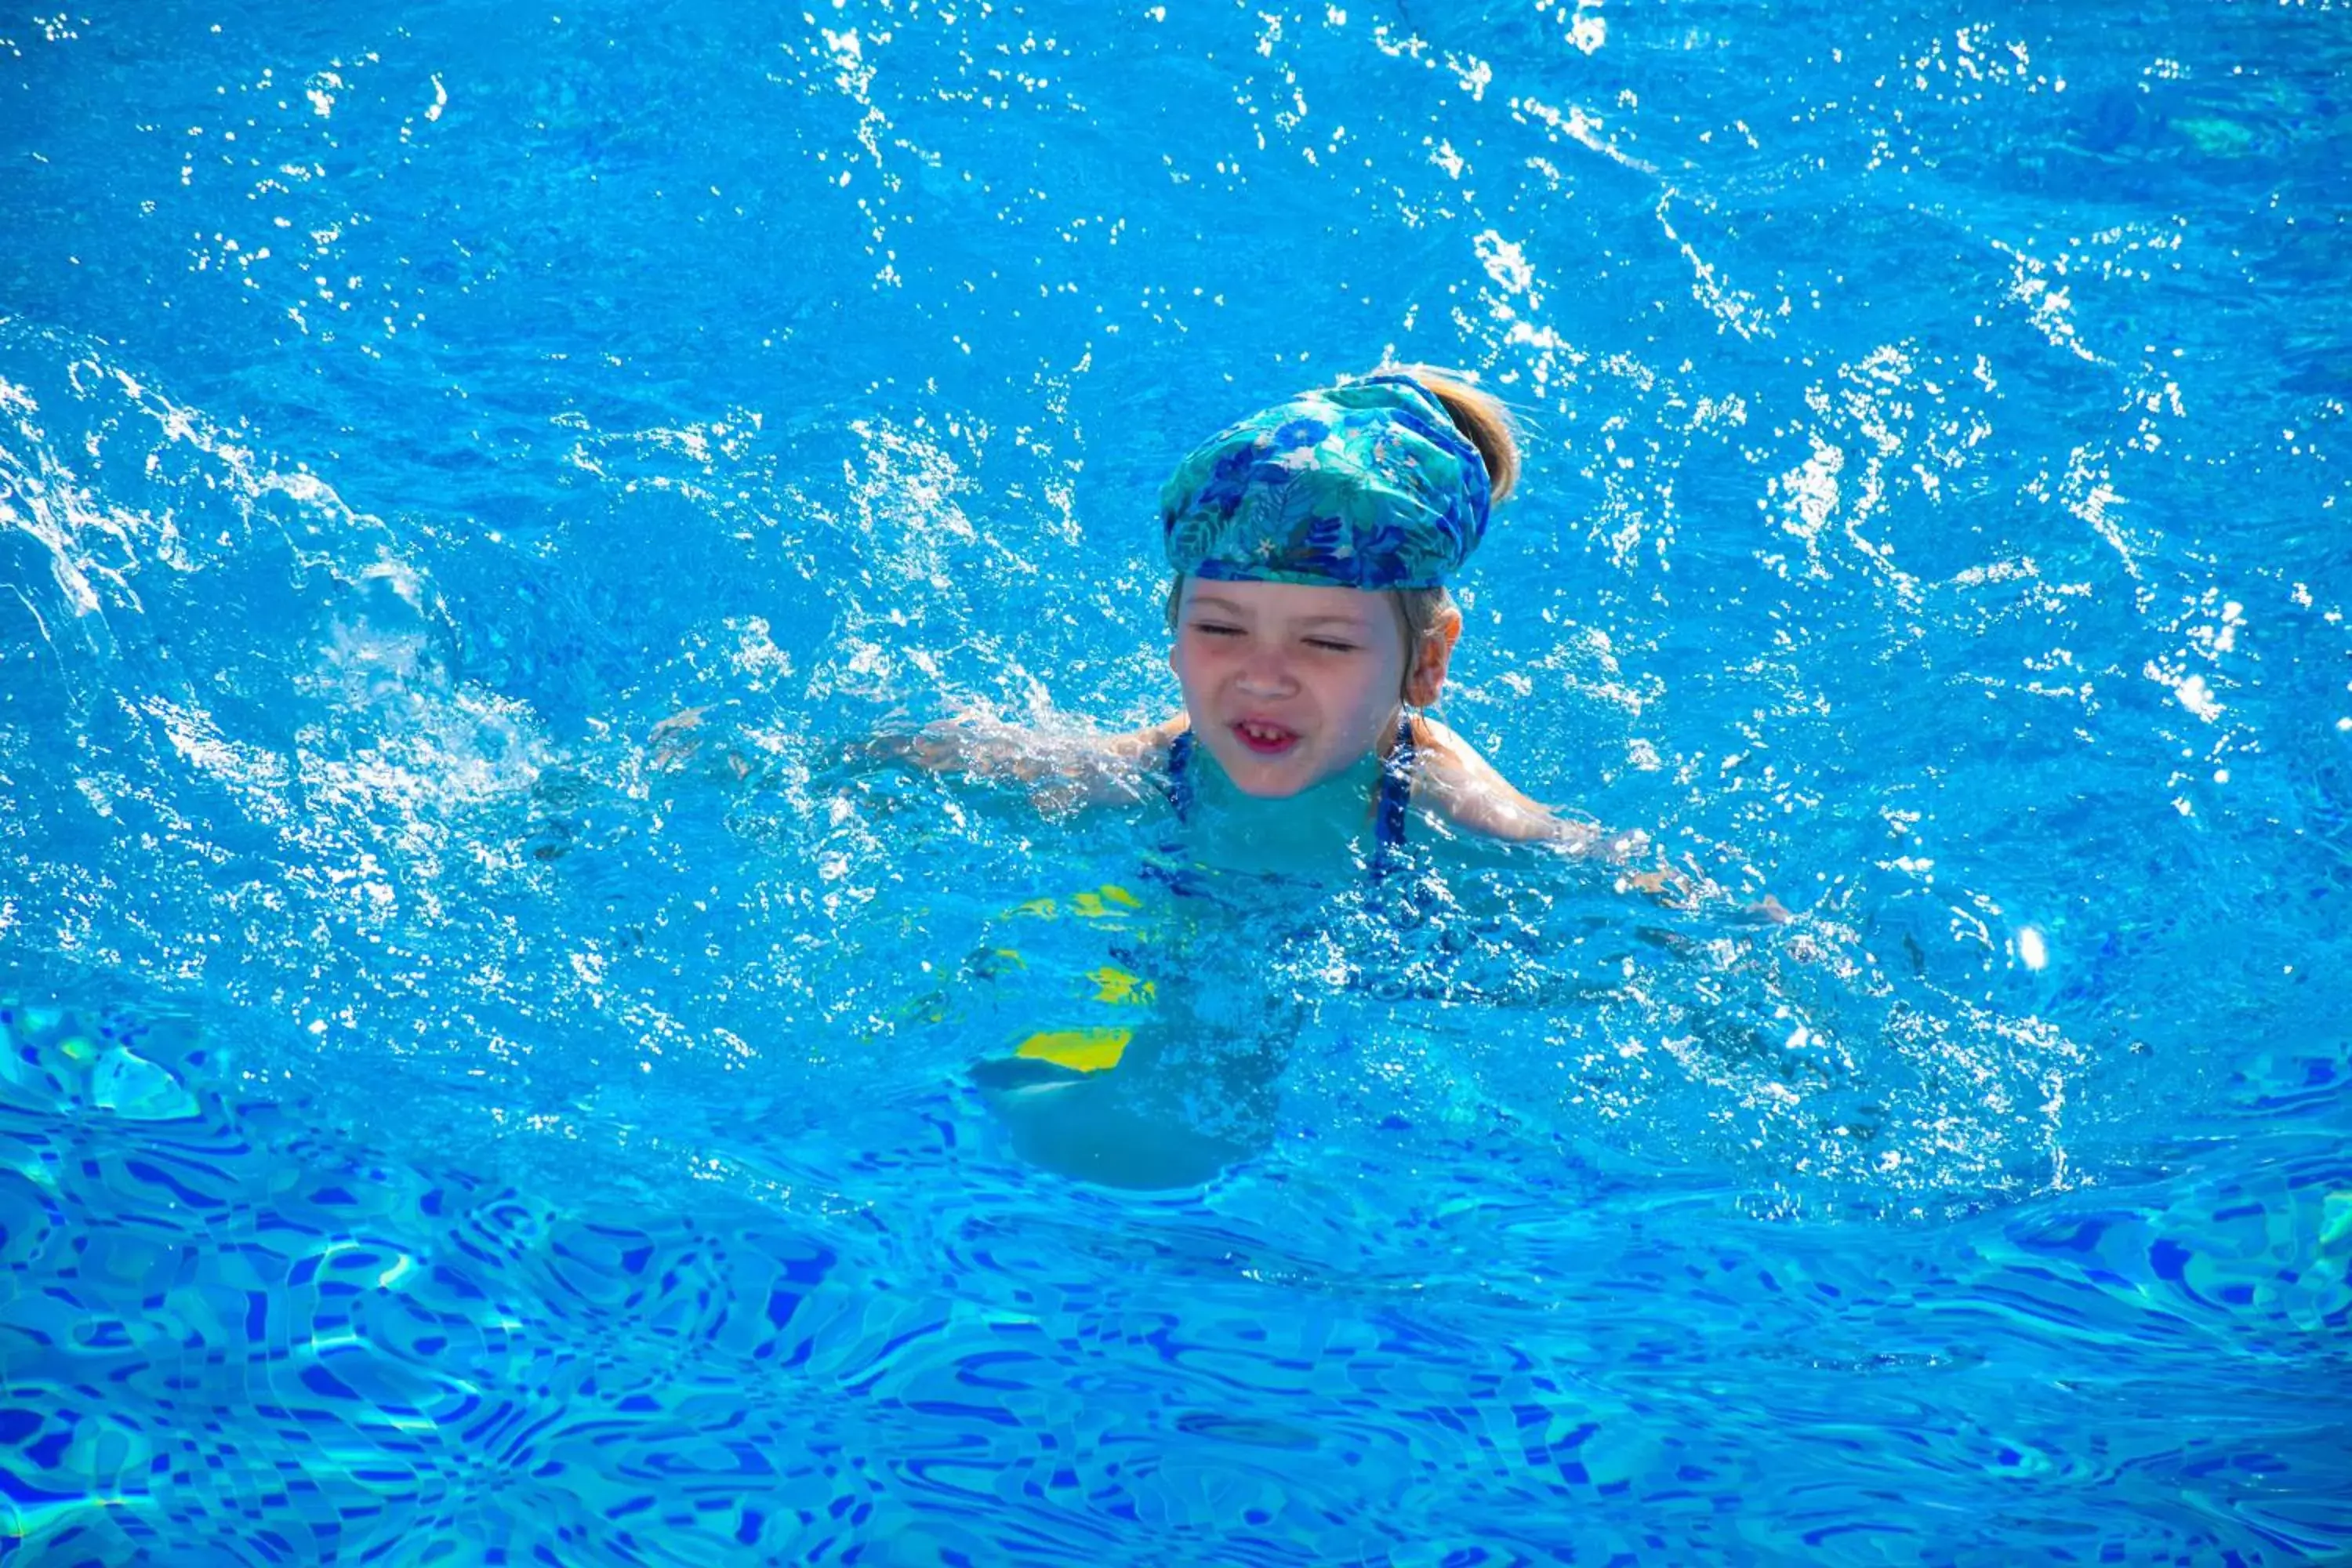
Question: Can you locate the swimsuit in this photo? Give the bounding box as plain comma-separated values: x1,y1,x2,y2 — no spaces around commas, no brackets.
1163,711,1417,883
969,716,1417,1097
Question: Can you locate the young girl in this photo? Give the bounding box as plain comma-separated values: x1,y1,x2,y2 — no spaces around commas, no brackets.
651,366,1748,1186
850,367,1759,1187
871,365,1670,887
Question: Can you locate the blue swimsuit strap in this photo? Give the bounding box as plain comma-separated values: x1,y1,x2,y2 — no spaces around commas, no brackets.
1164,713,1415,854
1164,727,1197,820
1374,711,1414,854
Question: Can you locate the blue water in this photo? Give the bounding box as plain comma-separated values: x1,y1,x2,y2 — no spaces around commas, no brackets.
3,0,2349,1562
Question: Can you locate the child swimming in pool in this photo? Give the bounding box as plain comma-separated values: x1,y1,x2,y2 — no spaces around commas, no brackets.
651,365,1766,1186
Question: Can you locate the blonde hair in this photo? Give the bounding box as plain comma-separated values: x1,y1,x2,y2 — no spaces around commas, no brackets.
1163,365,1517,698
1382,361,1519,506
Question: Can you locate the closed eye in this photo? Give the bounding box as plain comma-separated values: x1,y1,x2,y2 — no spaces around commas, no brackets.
1189,621,1243,637
1305,637,1360,652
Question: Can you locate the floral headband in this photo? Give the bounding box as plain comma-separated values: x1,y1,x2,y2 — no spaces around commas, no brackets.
1158,374,1491,591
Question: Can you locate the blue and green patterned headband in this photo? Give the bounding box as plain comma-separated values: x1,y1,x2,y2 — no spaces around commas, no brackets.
1158,374,1491,591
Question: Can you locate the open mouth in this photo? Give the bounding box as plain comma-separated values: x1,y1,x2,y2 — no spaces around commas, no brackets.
1232,720,1300,757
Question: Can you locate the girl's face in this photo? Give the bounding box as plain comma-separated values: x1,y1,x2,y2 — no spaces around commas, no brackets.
1168,578,1419,799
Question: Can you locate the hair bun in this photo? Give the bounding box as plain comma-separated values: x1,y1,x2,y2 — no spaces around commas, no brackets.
1384,365,1519,504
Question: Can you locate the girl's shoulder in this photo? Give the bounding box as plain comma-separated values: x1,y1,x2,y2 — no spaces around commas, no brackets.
1407,714,1612,851
1023,716,1181,811
1023,714,1187,812
1106,713,1189,772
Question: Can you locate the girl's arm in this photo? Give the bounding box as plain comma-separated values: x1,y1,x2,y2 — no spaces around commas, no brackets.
858,711,1186,811
648,702,1181,795
1408,716,1788,920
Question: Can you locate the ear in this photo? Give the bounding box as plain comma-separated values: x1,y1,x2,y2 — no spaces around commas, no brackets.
1403,602,1463,709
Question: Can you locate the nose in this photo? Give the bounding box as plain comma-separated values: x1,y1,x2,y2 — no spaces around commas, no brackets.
1234,641,1296,697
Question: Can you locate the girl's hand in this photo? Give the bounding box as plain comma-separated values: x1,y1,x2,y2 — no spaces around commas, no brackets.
646,702,757,779
1618,861,1707,910
645,705,712,771
1617,859,1792,925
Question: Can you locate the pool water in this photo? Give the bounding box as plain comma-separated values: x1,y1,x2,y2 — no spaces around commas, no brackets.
3,0,2349,1562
